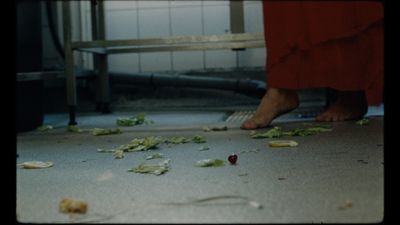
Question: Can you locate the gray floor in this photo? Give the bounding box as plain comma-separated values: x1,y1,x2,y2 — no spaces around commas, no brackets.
16,106,384,223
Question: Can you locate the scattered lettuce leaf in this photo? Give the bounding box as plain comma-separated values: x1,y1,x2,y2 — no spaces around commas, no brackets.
92,128,122,136
192,135,207,143
116,113,153,126
250,127,283,138
195,159,225,167
66,125,84,133
128,159,170,175
164,136,191,144
146,153,164,160
120,136,162,152
269,140,298,147
97,136,161,153
113,150,124,159
356,118,369,126
250,126,332,139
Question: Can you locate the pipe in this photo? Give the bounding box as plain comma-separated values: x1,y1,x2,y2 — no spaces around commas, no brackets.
46,0,65,59
108,72,266,98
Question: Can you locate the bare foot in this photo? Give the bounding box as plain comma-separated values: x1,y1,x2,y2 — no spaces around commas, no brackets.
315,91,368,122
240,88,299,129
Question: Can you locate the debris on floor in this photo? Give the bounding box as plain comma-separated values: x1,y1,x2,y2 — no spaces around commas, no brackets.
92,128,122,136
164,136,191,144
163,195,262,209
338,199,353,210
239,148,260,154
356,118,369,126
269,140,298,147
198,146,210,151
128,159,170,175
192,135,207,143
203,125,228,132
195,159,225,167
36,125,53,132
116,113,153,126
250,126,332,139
113,150,124,159
66,125,84,133
59,198,88,214
146,153,164,160
18,161,54,169
98,136,162,153
228,154,238,164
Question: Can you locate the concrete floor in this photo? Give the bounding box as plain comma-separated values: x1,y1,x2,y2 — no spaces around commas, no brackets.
16,107,384,223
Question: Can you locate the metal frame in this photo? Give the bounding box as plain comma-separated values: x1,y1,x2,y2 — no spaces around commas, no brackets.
62,0,265,125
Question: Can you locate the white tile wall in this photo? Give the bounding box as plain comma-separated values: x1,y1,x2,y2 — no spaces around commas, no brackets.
108,53,140,73
205,50,237,69
137,1,169,9
202,0,229,6
140,52,172,72
172,51,204,71
170,0,202,7
243,1,263,33
203,5,230,35
171,6,202,36
104,1,136,11
138,8,170,38
238,48,266,68
106,10,138,40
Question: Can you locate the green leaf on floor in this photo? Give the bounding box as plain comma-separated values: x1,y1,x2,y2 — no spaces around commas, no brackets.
269,140,298,147
356,118,369,126
66,125,84,133
114,150,124,159
192,135,207,143
92,128,122,136
128,159,170,175
116,113,153,126
98,136,162,153
250,126,283,138
195,159,225,167
123,136,162,152
164,136,191,144
250,126,332,139
146,153,164,160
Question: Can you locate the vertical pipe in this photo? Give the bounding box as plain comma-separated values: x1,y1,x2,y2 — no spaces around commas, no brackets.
229,0,245,51
62,1,77,125
97,0,111,113
90,0,102,110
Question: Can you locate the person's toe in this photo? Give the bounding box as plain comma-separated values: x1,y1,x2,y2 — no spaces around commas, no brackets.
240,120,257,130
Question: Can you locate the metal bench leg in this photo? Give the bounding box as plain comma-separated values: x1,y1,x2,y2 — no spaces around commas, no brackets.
63,1,78,125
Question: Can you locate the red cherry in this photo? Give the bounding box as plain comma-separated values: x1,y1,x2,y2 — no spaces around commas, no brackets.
228,154,238,164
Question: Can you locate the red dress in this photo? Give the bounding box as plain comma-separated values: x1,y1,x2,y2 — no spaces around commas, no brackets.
263,1,383,105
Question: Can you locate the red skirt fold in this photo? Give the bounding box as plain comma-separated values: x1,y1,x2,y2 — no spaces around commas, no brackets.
263,1,383,105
